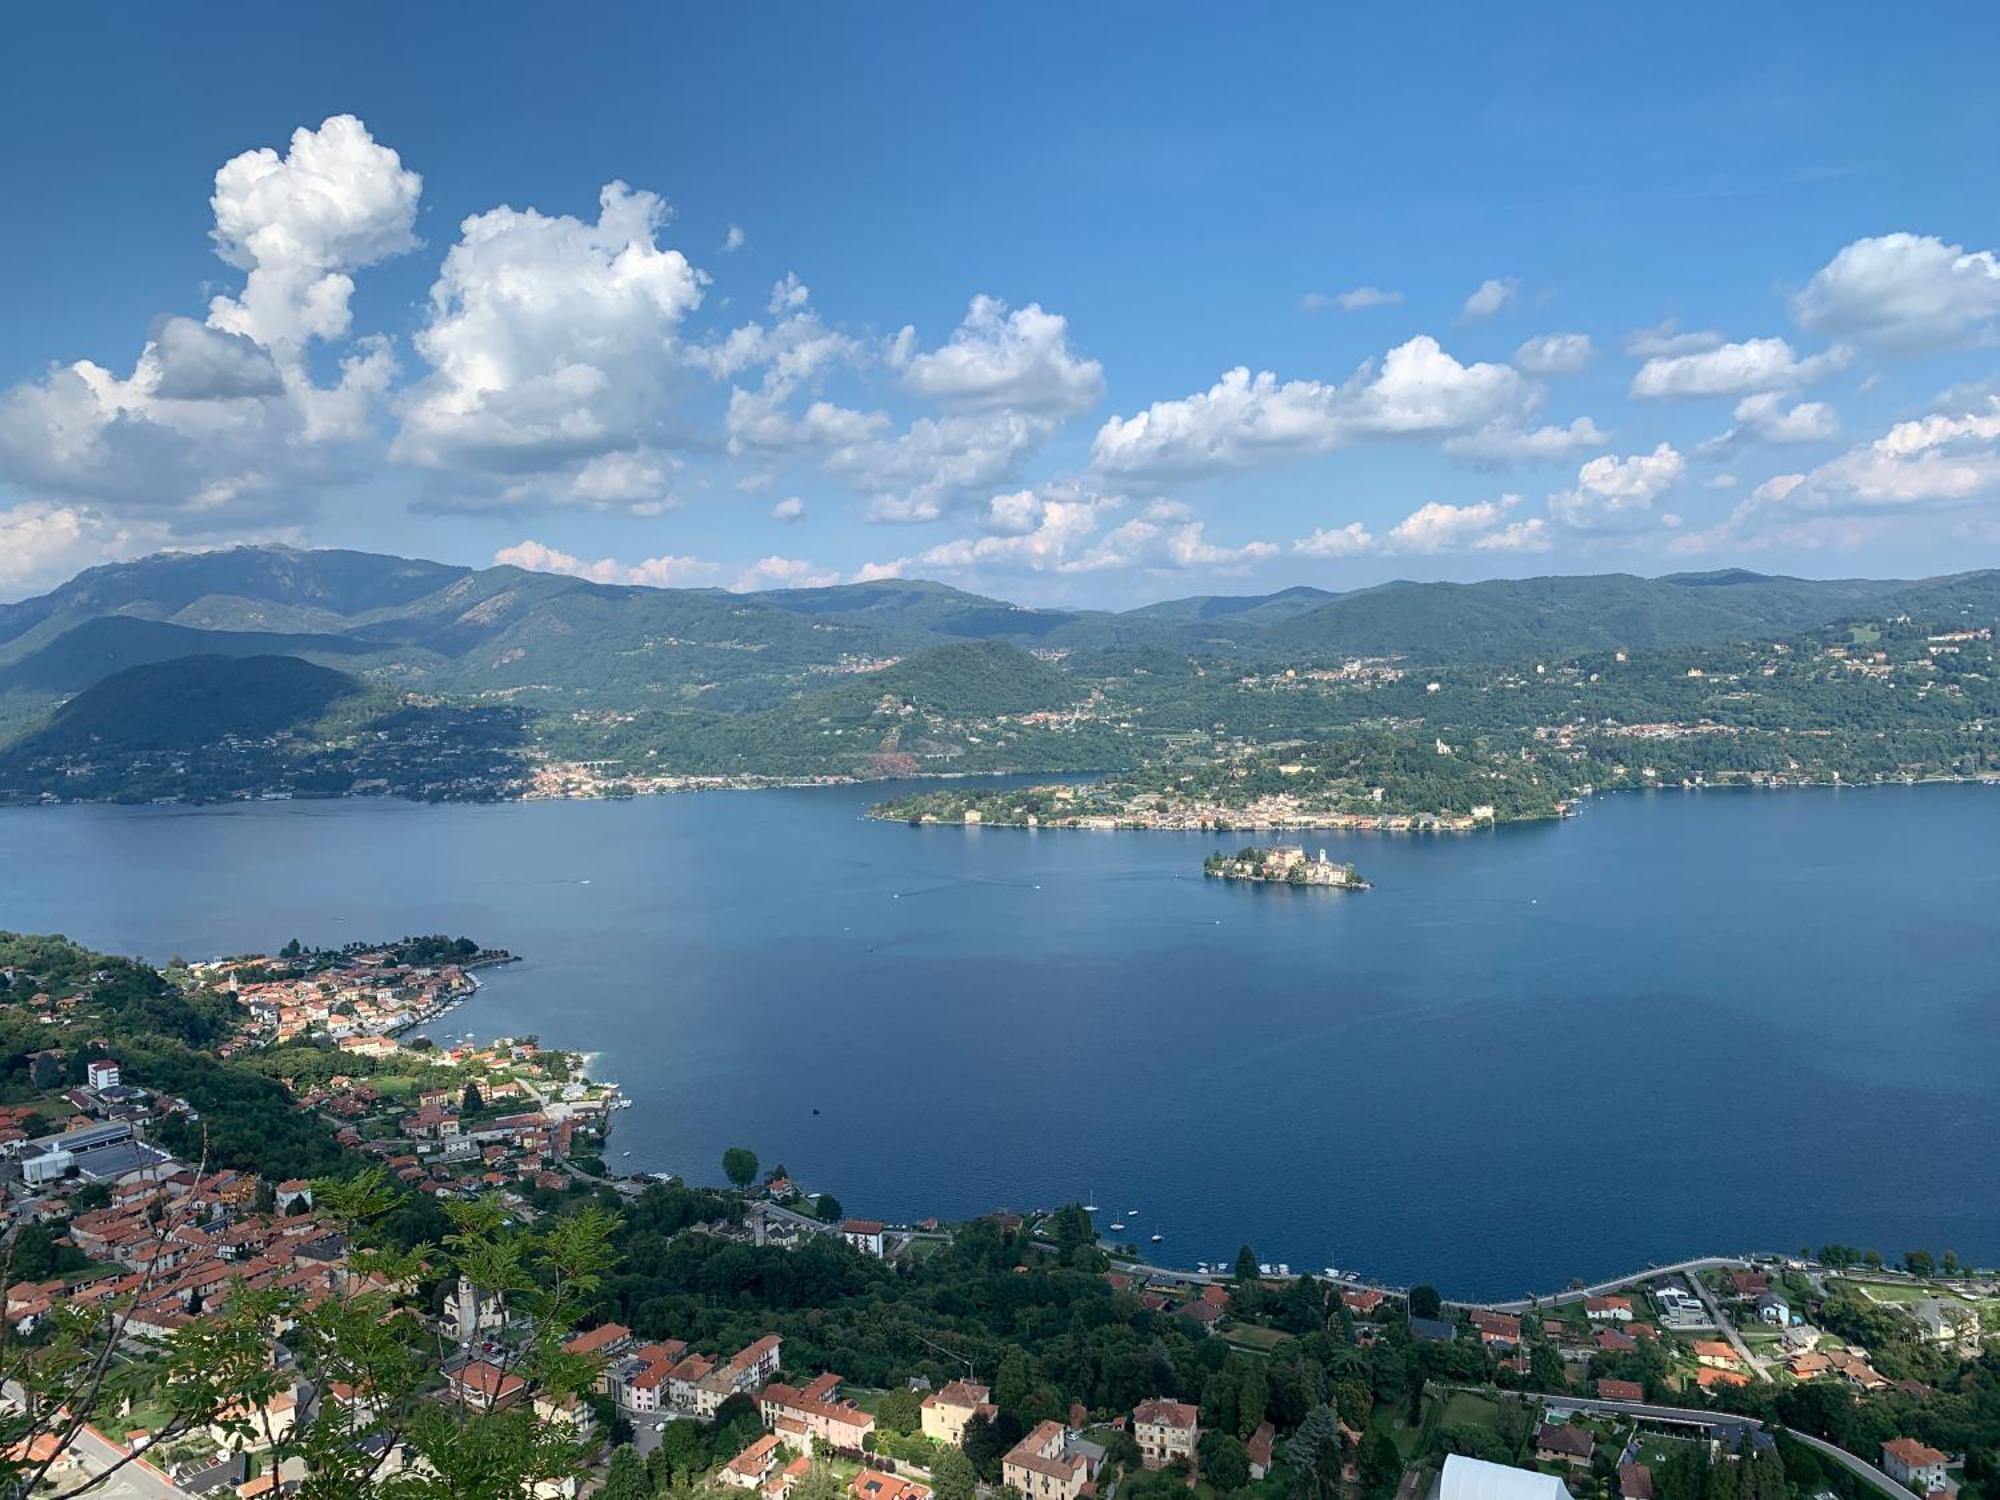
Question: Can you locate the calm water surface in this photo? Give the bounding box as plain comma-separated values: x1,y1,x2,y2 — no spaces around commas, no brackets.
2,782,1996,1298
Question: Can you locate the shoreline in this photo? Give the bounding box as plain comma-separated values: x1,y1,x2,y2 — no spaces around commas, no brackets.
5,765,1996,817
863,768,2000,835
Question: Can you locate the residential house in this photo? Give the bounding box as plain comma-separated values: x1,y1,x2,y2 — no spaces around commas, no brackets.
839,1220,887,1258
1535,1423,1594,1469
448,1360,526,1413
1003,1421,1092,1500
1754,1293,1791,1326
1470,1310,1522,1346
1247,1422,1276,1481
1881,1439,1949,1493
1692,1340,1741,1370
1621,1464,1655,1500
850,1473,932,1500
1133,1398,1199,1470
920,1380,995,1446
759,1374,875,1454
1585,1295,1634,1322
1597,1379,1646,1402
722,1436,782,1490
694,1335,785,1415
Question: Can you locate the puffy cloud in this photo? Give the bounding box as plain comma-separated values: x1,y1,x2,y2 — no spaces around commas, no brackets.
797,299,1101,523
1091,336,1534,482
1444,416,1610,463
893,296,1104,417
1303,286,1403,313
1291,521,1376,557
0,115,419,540
1731,392,1839,444
1081,500,1279,573
861,489,1272,579
1384,495,1539,554
771,496,806,523
723,223,746,253
0,503,173,595
733,555,839,591
1629,337,1850,399
393,181,706,509
1514,332,1594,376
1459,277,1518,321
1292,496,1551,558
206,115,421,358
835,410,1048,523
1745,399,2000,516
1547,442,1685,532
493,539,716,587
1793,232,2000,350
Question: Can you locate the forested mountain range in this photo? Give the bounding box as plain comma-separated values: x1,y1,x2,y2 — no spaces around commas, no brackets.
0,545,1996,805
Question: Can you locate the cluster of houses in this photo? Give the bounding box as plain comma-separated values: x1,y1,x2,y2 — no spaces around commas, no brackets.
193,950,481,1053
533,1314,1223,1500
5,1164,344,1342
1103,1269,1235,1333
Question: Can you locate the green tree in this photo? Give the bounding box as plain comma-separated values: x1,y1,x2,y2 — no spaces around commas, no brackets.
1358,1428,1404,1499
462,1081,484,1115
1236,1361,1268,1438
1904,1249,1936,1277
876,1386,921,1436
1234,1245,1261,1282
29,1052,60,1091
994,1348,1031,1411
722,1146,760,1189
1199,1430,1251,1492
1409,1283,1443,1319
1284,1405,1344,1500
933,1445,978,1500
603,1445,652,1500
813,1192,844,1223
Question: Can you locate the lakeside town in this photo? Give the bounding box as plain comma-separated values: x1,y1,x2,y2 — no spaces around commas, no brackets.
2,931,1998,1500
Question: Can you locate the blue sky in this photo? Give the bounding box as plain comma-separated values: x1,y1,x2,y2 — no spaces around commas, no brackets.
3,4,1999,605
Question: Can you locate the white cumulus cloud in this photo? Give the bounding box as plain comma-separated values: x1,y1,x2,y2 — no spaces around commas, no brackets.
1090,336,1535,482
1793,231,2000,351
394,181,706,510
1630,337,1850,399
1547,442,1685,533
894,296,1104,417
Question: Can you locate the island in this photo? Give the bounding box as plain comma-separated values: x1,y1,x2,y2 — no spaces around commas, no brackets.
1205,844,1370,888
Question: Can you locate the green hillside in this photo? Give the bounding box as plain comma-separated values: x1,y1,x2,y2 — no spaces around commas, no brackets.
4,654,360,758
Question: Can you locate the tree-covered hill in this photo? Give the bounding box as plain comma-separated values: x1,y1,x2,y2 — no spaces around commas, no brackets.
0,613,376,695
4,653,362,759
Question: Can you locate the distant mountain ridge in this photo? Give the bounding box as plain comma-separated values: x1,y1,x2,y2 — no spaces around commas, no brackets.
2,544,1997,723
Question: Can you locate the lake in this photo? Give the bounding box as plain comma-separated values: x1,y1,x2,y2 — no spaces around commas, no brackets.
2,781,1996,1299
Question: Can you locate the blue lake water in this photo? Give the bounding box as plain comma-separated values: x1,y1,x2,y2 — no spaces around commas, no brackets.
1,781,1996,1299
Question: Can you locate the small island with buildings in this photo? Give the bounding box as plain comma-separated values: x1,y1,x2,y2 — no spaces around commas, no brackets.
1203,844,1370,889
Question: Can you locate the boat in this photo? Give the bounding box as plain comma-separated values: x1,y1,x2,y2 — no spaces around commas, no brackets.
1109,1221,1126,1232
1151,1231,1164,1243
1083,1187,1098,1213
1126,1208,1139,1217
